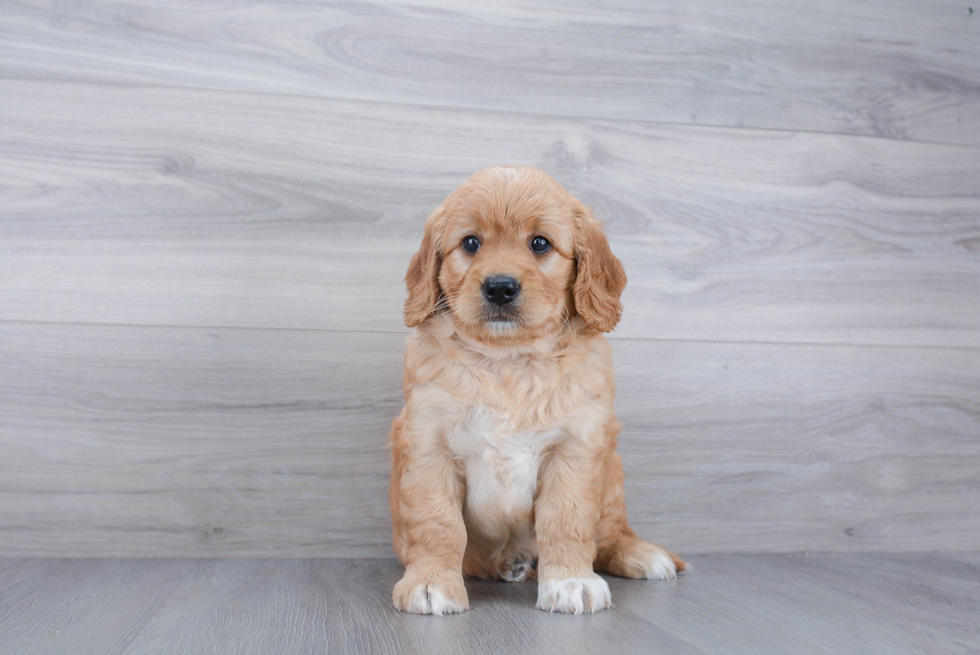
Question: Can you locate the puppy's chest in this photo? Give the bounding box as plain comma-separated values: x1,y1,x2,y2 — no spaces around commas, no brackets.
447,407,561,521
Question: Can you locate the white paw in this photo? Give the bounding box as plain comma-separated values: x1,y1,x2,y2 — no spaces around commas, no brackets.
392,575,468,615
536,575,612,614
638,547,678,580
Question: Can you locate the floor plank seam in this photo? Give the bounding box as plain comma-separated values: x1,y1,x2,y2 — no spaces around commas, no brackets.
4,75,980,151
2,317,978,352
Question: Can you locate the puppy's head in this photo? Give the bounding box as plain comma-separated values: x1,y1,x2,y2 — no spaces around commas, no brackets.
404,166,626,341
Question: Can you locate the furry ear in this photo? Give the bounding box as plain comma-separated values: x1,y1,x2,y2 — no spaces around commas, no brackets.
404,206,447,328
572,208,627,332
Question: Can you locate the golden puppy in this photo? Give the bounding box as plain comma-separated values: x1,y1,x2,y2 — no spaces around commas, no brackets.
389,166,684,615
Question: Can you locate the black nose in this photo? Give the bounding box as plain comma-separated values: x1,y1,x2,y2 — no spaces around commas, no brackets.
482,276,520,305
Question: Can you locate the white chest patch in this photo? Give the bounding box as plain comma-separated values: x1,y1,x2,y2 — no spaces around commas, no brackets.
446,406,561,535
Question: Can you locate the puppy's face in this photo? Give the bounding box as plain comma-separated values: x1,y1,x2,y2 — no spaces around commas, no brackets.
405,166,627,342
438,178,577,341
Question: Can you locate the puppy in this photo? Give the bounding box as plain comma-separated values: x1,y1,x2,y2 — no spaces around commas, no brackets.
389,166,684,615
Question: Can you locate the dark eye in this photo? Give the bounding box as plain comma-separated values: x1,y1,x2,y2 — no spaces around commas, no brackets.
462,235,481,253
530,236,551,254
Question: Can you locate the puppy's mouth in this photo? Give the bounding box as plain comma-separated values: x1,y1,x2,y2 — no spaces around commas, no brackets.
484,321,517,336
481,306,522,333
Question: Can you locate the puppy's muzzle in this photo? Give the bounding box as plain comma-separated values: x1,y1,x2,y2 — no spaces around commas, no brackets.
482,276,520,306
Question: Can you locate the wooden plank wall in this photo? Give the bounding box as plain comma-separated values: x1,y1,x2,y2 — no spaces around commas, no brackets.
1,0,978,556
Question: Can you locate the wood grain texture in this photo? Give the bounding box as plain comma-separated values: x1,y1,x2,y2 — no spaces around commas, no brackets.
1,555,978,655
2,322,977,557
2,1,979,559
2,0,979,145
0,324,402,557
2,80,979,347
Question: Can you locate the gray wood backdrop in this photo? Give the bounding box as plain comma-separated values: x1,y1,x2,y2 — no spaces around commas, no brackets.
1,0,978,557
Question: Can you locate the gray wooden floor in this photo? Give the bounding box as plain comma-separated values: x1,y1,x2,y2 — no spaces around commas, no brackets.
2,0,980,558
1,554,978,655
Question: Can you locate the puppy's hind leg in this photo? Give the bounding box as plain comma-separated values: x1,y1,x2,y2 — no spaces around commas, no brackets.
499,555,537,582
593,444,686,580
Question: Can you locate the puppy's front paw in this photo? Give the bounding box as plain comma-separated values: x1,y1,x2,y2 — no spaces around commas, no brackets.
536,574,611,614
392,569,469,615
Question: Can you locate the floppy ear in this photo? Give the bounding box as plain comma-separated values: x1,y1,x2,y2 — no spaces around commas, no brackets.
572,208,627,332
404,206,447,328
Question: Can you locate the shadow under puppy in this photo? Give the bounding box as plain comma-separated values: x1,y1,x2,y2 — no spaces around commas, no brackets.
389,166,685,615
